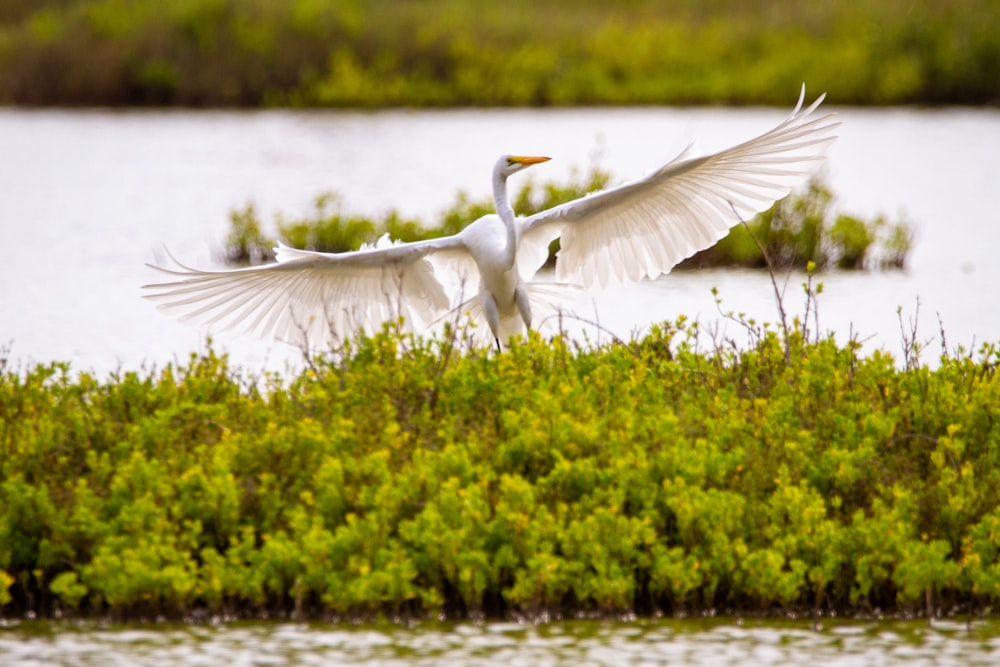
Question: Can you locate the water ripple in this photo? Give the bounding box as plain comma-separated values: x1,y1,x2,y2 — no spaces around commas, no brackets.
2,617,998,667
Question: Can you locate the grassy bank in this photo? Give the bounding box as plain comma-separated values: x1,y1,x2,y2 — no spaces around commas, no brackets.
1,0,998,107
225,169,913,271
2,316,1000,621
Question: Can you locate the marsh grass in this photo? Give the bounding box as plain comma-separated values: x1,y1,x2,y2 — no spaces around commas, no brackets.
1,0,997,106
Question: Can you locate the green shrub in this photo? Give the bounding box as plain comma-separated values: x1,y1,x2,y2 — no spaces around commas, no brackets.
3,317,1000,620
684,178,913,271
224,170,911,272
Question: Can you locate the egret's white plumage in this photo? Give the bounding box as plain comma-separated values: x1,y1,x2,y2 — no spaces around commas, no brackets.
144,87,839,349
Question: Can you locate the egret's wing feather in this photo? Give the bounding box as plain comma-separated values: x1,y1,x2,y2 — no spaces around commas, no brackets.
515,223,557,282
143,236,469,348
520,87,840,287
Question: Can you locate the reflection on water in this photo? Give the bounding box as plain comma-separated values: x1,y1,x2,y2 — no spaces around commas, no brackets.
2,617,999,667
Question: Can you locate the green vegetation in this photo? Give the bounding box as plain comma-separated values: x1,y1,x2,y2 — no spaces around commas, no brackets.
1,0,997,107
224,167,613,266
225,169,912,271
684,178,914,271
2,309,1000,621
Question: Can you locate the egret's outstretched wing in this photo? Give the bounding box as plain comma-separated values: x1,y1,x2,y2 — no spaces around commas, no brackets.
143,235,470,348
519,87,840,287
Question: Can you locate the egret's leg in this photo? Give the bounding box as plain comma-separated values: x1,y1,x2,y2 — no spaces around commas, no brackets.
483,291,502,343
514,285,533,332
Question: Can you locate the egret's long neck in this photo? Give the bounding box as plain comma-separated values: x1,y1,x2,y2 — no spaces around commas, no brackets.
493,170,518,268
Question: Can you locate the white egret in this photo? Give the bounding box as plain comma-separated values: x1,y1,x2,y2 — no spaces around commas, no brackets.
144,87,839,350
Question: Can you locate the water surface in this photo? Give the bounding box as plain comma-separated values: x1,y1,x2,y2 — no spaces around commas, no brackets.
1,106,997,374
2,617,999,666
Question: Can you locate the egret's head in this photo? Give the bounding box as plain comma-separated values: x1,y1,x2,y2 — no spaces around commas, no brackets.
496,154,551,178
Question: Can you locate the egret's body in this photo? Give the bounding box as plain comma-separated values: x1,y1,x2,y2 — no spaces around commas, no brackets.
145,88,840,349
463,156,546,344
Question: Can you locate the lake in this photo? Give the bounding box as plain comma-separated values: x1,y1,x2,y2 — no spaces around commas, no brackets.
2,616,999,666
1,104,1000,663
1,104,999,376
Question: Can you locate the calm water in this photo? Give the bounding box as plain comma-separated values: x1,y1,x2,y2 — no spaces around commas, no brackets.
2,617,999,667
1,106,999,375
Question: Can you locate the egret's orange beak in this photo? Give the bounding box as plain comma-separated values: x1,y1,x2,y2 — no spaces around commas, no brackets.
510,155,551,165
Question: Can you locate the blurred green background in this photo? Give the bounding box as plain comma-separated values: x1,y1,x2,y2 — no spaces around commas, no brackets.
1,0,997,107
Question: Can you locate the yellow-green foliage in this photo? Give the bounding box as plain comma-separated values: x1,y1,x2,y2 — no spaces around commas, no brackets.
225,170,911,272
2,322,1000,620
1,0,997,106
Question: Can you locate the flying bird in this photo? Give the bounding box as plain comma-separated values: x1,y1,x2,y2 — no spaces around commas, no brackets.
144,87,839,350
